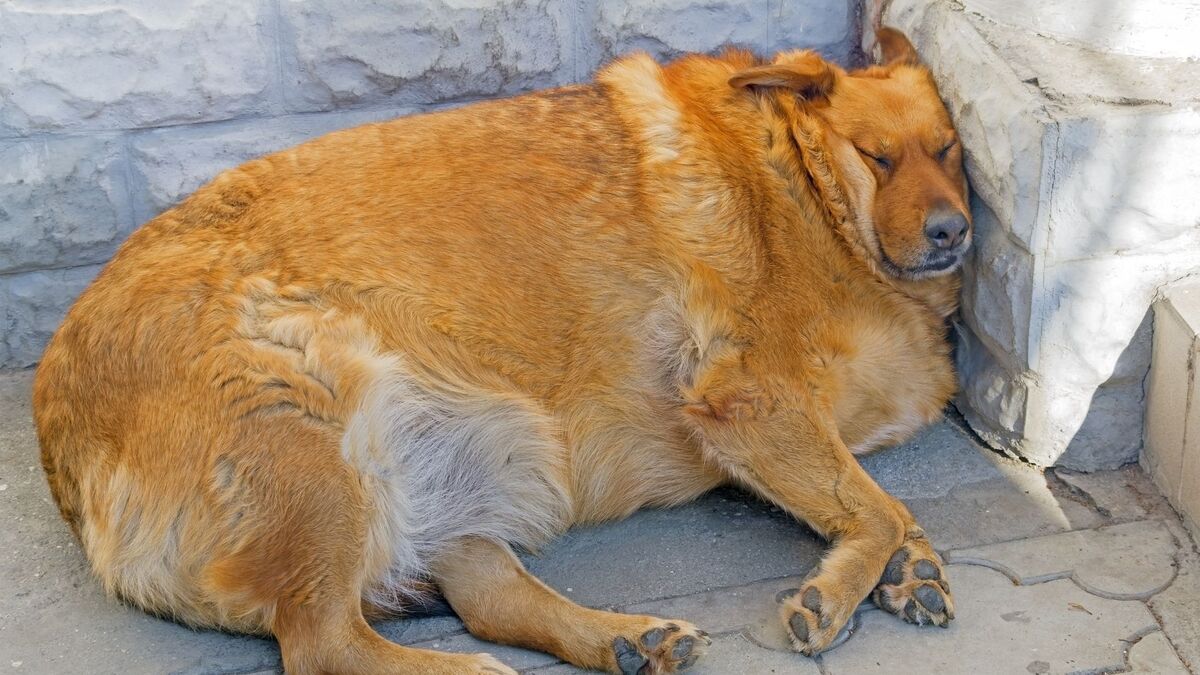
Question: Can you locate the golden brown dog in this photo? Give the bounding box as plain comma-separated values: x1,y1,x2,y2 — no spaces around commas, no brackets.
35,28,970,674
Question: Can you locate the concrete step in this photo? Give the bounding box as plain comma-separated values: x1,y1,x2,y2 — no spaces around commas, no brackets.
1144,281,1200,543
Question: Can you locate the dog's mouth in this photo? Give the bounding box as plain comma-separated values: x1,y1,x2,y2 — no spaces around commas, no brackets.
880,247,967,280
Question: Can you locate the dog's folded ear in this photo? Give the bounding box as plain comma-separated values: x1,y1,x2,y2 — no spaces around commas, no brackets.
728,51,835,101
876,27,920,66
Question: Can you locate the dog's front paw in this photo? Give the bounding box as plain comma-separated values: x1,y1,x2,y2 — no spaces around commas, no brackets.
872,535,954,627
612,620,711,674
776,580,856,656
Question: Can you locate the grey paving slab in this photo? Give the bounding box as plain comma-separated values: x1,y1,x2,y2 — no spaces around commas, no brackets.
685,633,821,675
1052,465,1168,522
861,420,1108,551
1128,631,1191,675
622,575,805,638
821,565,1157,675
521,489,824,610
948,520,1179,599
1149,517,1200,673
378,615,466,646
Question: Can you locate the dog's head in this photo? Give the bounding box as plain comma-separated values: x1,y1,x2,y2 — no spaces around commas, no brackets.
731,29,971,280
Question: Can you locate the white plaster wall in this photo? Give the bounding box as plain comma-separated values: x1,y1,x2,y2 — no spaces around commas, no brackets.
876,0,1200,469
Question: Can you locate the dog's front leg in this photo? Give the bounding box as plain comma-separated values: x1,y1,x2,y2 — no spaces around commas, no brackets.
692,406,954,655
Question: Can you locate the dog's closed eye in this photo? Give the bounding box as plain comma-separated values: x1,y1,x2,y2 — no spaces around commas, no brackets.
856,147,892,171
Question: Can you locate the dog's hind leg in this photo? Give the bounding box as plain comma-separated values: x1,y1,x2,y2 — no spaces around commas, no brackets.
432,537,711,674
201,419,516,675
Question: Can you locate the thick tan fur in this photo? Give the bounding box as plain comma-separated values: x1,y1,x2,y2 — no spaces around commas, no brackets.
35,29,970,674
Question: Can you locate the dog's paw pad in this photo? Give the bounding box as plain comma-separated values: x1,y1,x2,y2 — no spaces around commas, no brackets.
778,582,850,656
613,621,710,673
873,539,955,627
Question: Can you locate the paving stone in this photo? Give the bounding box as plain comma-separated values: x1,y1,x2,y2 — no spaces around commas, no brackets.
0,1,276,134
623,575,806,637
1052,465,1166,522
0,136,134,275
820,565,1158,674
1148,518,1200,672
903,473,1106,553
526,633,823,675
1127,631,1190,675
948,521,1179,600
859,420,1005,501
861,419,1106,551
522,488,824,610
688,633,821,675
377,615,465,646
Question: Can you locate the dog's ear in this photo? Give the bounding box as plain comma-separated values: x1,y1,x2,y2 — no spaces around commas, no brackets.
729,52,834,102
876,27,920,66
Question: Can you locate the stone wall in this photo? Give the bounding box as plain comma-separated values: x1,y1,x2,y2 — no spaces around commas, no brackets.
873,0,1200,469
0,0,860,368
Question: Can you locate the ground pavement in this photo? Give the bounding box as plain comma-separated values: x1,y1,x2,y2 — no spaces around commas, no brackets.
1,369,1197,674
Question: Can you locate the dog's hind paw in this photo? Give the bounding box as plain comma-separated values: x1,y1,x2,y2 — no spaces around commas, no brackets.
612,620,711,674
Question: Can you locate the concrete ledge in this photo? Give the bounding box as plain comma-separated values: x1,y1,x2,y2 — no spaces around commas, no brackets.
1144,282,1200,543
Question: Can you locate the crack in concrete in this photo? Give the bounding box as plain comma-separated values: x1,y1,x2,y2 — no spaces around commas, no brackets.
1047,469,1115,520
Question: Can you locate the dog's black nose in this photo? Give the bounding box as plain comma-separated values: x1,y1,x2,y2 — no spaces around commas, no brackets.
924,211,969,249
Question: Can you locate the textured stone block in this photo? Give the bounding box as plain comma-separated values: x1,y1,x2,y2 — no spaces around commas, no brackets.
962,0,1200,59
1047,110,1200,263
591,0,765,63
884,0,1200,469
128,108,416,221
279,0,575,111
587,0,853,68
959,197,1034,363
0,1,276,134
0,265,102,368
0,136,134,275
764,0,855,57
953,324,1027,452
